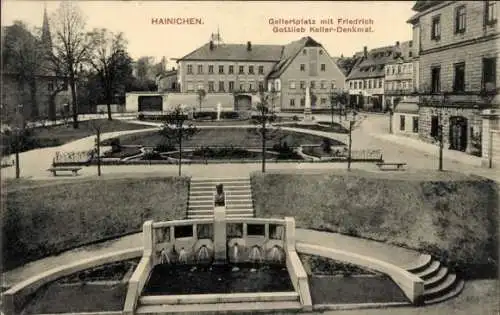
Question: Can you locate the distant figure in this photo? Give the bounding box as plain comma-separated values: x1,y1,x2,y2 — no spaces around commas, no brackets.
214,183,225,206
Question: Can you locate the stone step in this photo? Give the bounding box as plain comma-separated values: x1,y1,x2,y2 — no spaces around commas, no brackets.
424,279,465,305
189,200,214,206
189,187,252,193
140,292,299,305
136,301,302,314
188,195,214,200
226,204,253,209
225,194,253,199
188,215,214,219
423,273,457,300
188,209,214,214
225,209,254,214
227,199,253,205
415,260,441,280
405,254,433,273
190,182,251,187
188,206,213,211
424,267,448,289
227,213,254,218
191,177,249,183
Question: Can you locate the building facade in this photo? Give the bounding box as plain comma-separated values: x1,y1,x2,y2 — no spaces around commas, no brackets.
157,68,179,92
384,41,415,109
176,36,346,112
408,0,499,156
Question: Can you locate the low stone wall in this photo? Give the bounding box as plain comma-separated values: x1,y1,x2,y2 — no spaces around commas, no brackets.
296,243,424,305
2,248,142,315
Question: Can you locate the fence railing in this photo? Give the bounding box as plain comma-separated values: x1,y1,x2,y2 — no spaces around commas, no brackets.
53,150,94,164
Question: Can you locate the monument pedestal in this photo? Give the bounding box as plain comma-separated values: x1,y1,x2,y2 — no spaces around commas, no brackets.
213,206,227,264
303,108,312,123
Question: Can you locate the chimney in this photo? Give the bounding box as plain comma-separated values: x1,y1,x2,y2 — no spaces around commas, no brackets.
247,41,252,51
363,46,368,58
209,40,214,50
396,41,400,47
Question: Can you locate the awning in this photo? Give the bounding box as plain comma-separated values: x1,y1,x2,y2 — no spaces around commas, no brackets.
395,99,419,114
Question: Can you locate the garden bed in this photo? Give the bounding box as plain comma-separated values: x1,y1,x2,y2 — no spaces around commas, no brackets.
299,254,378,276
280,122,349,134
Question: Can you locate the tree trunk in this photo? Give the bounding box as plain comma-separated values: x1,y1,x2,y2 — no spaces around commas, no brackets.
15,150,20,179
69,71,79,129
106,88,113,121
262,121,266,173
97,129,102,176
29,80,38,119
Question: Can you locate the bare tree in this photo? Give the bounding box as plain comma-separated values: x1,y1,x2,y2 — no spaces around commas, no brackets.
87,28,130,120
51,1,92,128
159,105,199,176
251,90,280,173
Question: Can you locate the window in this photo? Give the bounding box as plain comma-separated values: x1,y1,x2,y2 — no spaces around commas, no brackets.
400,116,405,131
208,81,215,92
368,80,372,89
218,81,225,92
290,81,296,89
197,65,203,74
290,99,295,106
350,81,353,89
320,98,327,105
258,81,264,91
412,117,419,133
247,224,265,236
453,62,465,92
249,66,254,74
219,65,224,74
228,81,234,92
431,15,441,40
303,49,307,55
331,81,336,89
321,64,326,71
354,82,358,89
310,81,315,89
229,65,234,74
409,51,413,58
363,80,367,89
208,65,214,74
175,225,193,238
455,6,466,33
379,79,383,88
300,81,306,89
249,82,254,91
300,64,305,71
409,41,413,47
197,82,204,90
187,64,193,74
240,82,245,91
319,49,323,55
482,58,497,90
48,82,54,91
321,80,326,89
258,65,264,74
300,98,305,106
430,116,439,138
485,1,497,25
392,67,395,75
431,66,441,93
239,65,244,74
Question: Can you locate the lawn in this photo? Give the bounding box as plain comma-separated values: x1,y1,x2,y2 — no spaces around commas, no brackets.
251,170,499,278
0,119,153,156
103,127,345,149
1,176,189,271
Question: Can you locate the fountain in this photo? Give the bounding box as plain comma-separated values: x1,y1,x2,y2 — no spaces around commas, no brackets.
303,86,312,122
216,103,222,121
249,246,263,264
269,246,283,263
178,248,188,264
160,248,171,264
197,245,211,264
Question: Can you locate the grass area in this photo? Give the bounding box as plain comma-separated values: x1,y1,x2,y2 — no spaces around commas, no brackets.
1,176,189,271
1,119,153,156
302,145,347,158
104,127,345,149
280,122,349,134
299,254,377,276
167,148,278,160
251,170,499,277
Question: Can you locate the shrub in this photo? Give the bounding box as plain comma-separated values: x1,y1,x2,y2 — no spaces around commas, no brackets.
292,115,299,121
137,113,145,120
193,112,217,120
220,111,239,119
155,144,176,152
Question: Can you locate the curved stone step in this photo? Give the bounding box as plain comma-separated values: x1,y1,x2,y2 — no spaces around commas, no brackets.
405,254,432,273
415,260,441,279
424,273,457,300
136,301,302,314
425,279,465,305
424,267,448,289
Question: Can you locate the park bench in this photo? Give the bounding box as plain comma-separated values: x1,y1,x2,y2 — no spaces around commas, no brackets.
47,167,82,176
376,162,407,171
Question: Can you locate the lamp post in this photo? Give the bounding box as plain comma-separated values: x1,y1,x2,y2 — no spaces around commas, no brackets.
91,120,102,176
13,104,24,179
437,92,448,172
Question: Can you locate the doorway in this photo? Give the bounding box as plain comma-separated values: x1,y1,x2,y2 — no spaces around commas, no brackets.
448,116,468,152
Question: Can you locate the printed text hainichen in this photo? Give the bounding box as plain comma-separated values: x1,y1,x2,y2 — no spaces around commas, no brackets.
151,17,203,25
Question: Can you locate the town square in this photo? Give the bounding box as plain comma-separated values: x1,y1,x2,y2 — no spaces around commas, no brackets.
0,1,499,315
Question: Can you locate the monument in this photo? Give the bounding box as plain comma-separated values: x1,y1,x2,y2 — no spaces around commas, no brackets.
303,86,312,122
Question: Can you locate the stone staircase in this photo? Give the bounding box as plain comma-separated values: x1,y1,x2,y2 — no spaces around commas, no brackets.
406,254,465,305
187,177,254,219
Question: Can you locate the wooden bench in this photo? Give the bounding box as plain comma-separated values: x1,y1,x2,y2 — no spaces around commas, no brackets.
376,162,407,171
47,167,82,176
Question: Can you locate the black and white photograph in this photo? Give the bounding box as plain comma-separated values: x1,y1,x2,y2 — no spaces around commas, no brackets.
0,1,499,314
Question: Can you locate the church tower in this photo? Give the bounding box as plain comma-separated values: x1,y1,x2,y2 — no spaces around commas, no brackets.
41,4,53,57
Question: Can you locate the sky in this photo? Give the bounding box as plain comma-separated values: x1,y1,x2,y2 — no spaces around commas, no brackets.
1,1,415,68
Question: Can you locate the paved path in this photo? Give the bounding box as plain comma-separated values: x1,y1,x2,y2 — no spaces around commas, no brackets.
2,229,423,288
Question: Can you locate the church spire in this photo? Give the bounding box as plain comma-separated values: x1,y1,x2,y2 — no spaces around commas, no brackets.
41,4,52,53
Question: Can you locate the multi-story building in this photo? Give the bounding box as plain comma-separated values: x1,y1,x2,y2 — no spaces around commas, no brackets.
384,40,415,108
346,45,404,111
176,35,346,112
407,0,499,155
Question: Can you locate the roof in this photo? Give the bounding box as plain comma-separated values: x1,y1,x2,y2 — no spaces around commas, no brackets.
407,1,447,23
177,42,283,62
267,36,322,79
346,42,412,80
